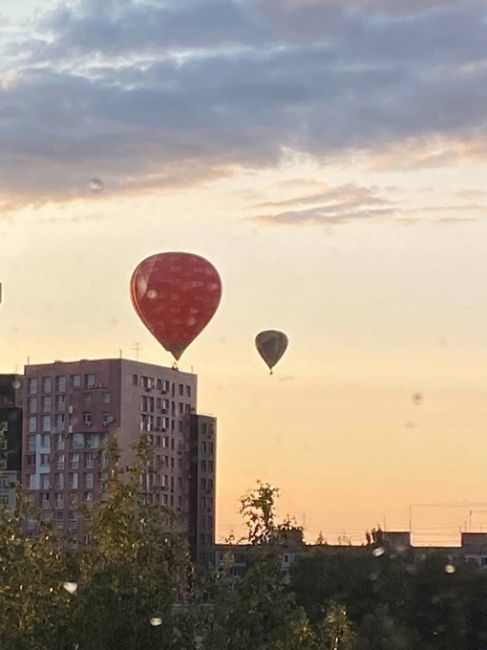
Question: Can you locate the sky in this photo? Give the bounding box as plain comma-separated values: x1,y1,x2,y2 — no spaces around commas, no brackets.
2,0,487,544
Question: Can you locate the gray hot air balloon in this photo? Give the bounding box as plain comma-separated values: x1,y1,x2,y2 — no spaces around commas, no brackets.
255,330,288,375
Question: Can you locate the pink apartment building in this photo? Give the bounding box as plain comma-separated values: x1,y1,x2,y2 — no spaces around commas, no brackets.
21,358,216,563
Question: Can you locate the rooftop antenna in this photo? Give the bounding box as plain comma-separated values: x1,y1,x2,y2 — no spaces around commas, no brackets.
119,349,123,359
131,342,141,360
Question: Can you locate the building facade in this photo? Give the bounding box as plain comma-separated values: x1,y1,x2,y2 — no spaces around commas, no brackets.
0,374,23,510
21,358,215,557
189,414,216,565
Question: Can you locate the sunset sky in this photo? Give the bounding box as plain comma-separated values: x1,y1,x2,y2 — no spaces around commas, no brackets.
2,0,487,544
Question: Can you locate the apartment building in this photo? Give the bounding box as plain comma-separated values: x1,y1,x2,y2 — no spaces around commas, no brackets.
0,374,23,509
189,413,217,565
21,358,216,559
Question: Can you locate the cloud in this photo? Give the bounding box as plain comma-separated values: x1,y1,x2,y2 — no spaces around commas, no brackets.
1,0,487,207
255,183,388,209
250,184,396,224
251,205,396,225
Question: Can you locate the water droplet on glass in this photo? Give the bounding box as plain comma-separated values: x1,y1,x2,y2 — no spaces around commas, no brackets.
369,572,378,581
150,617,162,627
373,547,385,557
147,289,157,300
63,581,78,594
89,178,104,193
445,564,456,574
187,317,197,326
405,421,416,429
412,392,423,405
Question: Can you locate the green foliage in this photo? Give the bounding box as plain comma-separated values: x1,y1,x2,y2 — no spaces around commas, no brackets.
2,470,487,649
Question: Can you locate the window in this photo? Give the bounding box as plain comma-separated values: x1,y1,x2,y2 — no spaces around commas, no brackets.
85,452,94,469
83,412,92,425
170,438,175,450
209,442,214,454
69,473,78,489
179,384,184,396
201,460,207,472
162,380,170,393
156,417,161,430
162,436,169,448
85,374,96,388
162,474,169,487
202,442,207,453
0,439,7,451
40,474,50,489
56,454,65,470
132,374,138,386
171,458,175,469
56,376,66,392
71,374,81,388
0,457,7,470
73,433,84,449
28,378,38,394
156,378,162,390
42,396,52,412
42,377,52,393
29,397,37,413
0,494,8,506
70,453,80,469
178,402,183,415
56,413,65,430
102,392,111,404
56,435,65,450
102,412,112,425
98,470,108,482
201,478,207,489
54,473,64,490
85,472,94,488
56,395,65,412
42,415,51,432
28,416,37,433
162,416,168,429
40,453,50,465
41,433,50,448
186,385,191,397
54,493,64,509
27,435,36,451
84,491,93,503
26,454,35,465
208,460,214,472
83,393,92,405
178,421,183,433
28,474,36,489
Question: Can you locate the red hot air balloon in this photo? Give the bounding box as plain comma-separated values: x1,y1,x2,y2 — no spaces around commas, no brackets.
130,252,222,361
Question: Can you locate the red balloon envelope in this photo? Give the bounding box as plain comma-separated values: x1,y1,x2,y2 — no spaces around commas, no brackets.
130,252,222,360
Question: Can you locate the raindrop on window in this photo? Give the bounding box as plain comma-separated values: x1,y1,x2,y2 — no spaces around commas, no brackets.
445,564,456,574
150,617,162,626
63,581,78,594
373,547,385,557
89,178,104,193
